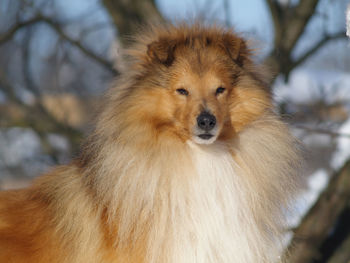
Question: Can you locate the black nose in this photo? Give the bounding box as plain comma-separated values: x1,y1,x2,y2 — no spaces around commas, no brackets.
197,111,216,131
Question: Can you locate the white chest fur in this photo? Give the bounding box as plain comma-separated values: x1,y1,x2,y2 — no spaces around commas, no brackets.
110,134,287,263
162,141,281,263
105,117,295,262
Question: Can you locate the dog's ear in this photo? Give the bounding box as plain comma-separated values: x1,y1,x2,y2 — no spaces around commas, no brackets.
221,34,248,67
147,39,176,66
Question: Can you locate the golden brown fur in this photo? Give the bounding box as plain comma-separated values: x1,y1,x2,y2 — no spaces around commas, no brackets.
0,23,301,263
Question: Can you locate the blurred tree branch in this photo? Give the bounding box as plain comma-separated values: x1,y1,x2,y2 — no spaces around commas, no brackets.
286,160,350,263
266,0,283,47
22,28,40,96
0,16,43,44
102,0,163,43
41,16,118,75
0,14,118,75
290,31,346,69
264,0,347,79
0,11,114,154
0,71,82,155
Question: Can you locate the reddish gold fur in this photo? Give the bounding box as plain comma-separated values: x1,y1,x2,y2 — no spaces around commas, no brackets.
0,24,299,263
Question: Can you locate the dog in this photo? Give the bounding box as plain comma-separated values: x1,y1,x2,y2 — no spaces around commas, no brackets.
0,23,301,263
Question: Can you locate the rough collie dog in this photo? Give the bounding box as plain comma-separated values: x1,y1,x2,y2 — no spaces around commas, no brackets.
0,24,301,263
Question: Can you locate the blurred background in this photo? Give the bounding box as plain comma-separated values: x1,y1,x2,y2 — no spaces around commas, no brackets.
0,0,350,262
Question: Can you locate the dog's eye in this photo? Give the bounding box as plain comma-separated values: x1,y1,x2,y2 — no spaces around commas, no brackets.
176,88,189,96
215,87,225,95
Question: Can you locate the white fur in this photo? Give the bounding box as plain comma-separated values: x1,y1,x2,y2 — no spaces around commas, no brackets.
175,141,283,263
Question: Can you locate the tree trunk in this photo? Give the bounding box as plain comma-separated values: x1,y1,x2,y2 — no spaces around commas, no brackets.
286,161,350,263
265,0,319,78
102,0,164,44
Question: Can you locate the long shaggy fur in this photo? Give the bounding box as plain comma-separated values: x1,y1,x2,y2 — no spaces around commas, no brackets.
0,23,301,263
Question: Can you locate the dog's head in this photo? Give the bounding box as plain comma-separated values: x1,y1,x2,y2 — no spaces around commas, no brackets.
122,25,272,144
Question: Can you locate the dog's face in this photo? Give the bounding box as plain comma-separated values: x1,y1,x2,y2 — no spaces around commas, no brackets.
129,28,272,144
166,53,233,144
